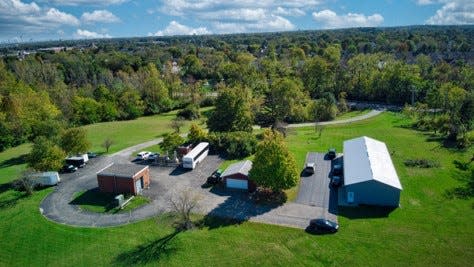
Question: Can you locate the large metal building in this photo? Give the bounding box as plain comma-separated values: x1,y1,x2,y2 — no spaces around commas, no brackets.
342,136,402,207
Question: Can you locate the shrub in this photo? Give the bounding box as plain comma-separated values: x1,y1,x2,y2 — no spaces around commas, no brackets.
177,104,201,120
404,159,440,168
207,131,257,159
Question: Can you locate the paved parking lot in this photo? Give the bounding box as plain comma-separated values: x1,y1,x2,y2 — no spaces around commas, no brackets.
296,152,338,219
41,146,339,229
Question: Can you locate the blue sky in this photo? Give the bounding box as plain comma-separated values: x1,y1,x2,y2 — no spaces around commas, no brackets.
0,0,472,43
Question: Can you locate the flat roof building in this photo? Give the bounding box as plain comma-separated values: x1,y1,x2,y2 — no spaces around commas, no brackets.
97,164,150,195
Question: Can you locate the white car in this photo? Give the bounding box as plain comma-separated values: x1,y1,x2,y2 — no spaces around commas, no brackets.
136,151,151,160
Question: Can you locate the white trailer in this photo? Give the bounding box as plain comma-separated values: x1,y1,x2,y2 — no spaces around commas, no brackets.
182,142,209,169
30,172,60,186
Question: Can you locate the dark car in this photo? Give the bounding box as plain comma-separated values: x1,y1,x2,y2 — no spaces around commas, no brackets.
330,176,342,187
61,164,78,173
332,164,343,175
87,152,98,158
306,219,339,234
206,169,223,185
327,148,336,160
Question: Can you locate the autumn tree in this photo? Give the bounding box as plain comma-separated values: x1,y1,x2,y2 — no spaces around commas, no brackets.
249,130,298,192
187,123,207,144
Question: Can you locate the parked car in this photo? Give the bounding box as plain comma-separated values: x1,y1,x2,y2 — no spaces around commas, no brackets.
330,176,342,187
304,162,316,174
87,152,98,158
61,164,78,173
136,151,151,160
206,169,223,185
148,152,160,161
332,164,343,175
327,148,336,160
306,219,339,234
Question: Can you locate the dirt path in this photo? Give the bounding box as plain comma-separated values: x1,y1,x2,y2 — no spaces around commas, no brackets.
286,109,383,128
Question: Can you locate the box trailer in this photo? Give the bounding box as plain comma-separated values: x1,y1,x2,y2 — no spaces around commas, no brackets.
30,172,60,186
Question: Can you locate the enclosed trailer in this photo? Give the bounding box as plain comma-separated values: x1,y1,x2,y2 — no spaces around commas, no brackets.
30,172,60,186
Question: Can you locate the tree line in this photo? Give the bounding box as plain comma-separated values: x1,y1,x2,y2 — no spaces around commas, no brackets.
0,26,472,152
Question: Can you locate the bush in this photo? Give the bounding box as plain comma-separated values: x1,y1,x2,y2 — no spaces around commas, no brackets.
207,131,257,159
251,188,287,204
404,159,440,168
12,176,35,195
177,104,200,120
200,97,215,107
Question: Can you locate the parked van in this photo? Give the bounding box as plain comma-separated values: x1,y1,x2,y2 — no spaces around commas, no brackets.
66,156,85,168
30,172,60,186
78,153,89,163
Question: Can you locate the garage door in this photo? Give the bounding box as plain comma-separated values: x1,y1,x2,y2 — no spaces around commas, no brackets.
226,178,248,190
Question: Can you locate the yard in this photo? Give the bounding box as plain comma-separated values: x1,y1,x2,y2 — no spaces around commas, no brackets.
0,112,472,266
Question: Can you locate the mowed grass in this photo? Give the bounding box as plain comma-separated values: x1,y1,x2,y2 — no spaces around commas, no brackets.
0,112,472,266
71,190,150,214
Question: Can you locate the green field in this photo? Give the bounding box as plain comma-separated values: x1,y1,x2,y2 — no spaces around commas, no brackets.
0,112,473,266
71,190,150,214
334,109,371,121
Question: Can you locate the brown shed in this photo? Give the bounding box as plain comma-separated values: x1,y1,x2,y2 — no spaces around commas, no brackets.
97,164,150,195
221,160,256,192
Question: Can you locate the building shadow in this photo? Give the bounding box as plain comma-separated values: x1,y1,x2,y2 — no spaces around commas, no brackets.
169,167,191,176
69,188,116,212
201,187,282,229
113,231,180,266
328,186,339,215
337,205,397,219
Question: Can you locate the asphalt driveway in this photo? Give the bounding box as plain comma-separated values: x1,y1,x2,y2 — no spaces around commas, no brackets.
296,152,338,218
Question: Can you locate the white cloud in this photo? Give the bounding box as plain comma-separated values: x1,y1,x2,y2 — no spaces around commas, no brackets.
0,0,79,33
213,15,295,34
40,0,129,6
425,0,474,25
416,0,435,5
81,10,120,23
273,7,306,17
312,9,384,29
74,29,111,39
201,8,267,22
149,21,211,36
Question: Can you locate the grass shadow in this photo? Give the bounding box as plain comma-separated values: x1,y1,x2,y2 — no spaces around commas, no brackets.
113,231,180,266
0,190,28,210
69,188,116,212
0,182,12,194
0,154,27,168
338,205,397,219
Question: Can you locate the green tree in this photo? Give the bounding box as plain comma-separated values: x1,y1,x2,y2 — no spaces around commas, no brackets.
71,96,102,125
160,132,184,155
249,130,298,192
118,88,145,120
59,128,91,155
187,123,207,144
27,137,66,171
265,77,311,124
207,86,253,132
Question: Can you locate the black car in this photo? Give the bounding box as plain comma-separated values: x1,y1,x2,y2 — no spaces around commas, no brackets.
87,152,98,158
327,148,336,160
206,169,223,185
306,219,339,234
61,164,78,173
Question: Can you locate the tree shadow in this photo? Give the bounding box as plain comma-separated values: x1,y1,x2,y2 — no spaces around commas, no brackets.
0,154,27,168
0,190,28,210
0,182,12,194
169,166,192,176
444,167,473,201
113,231,180,266
337,205,397,219
201,187,282,229
69,188,116,212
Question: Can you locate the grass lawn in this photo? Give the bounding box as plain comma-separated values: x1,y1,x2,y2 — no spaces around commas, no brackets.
71,190,150,214
335,109,371,121
0,112,473,266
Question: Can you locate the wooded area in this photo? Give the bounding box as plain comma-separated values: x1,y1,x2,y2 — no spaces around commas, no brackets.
0,26,472,151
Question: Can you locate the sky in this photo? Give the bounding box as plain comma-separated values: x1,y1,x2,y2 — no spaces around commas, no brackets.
0,0,473,43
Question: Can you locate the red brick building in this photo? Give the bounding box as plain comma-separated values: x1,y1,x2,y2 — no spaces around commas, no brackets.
97,164,150,195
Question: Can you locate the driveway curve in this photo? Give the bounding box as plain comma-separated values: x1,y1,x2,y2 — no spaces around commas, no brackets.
40,109,383,228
